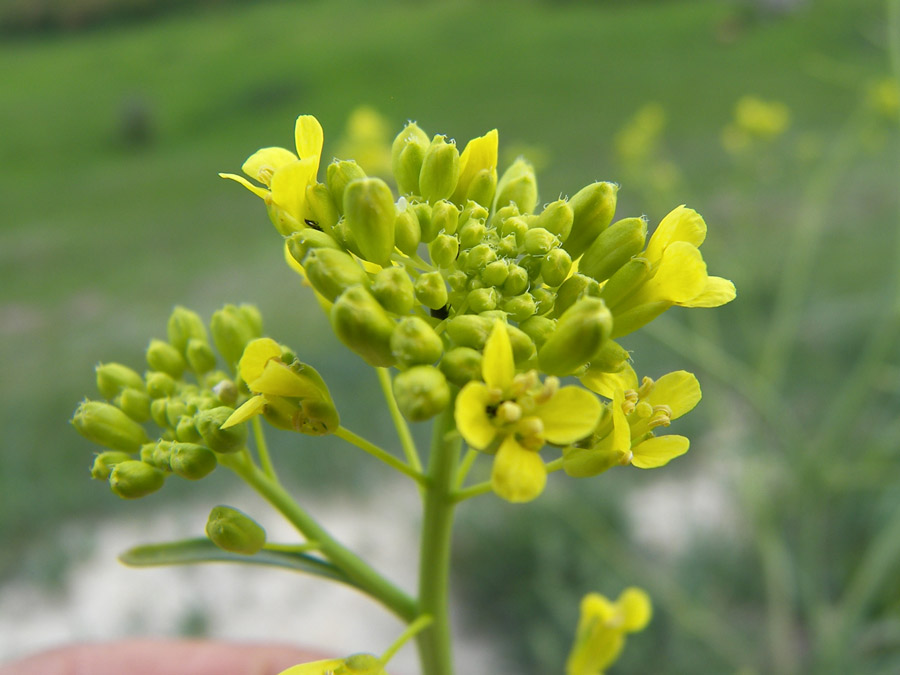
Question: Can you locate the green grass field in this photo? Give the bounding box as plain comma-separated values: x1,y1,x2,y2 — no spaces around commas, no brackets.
2,0,898,671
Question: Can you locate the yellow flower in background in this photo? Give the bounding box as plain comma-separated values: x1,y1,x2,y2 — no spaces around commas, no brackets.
455,321,601,502
566,587,652,675
866,77,900,123
722,95,790,155
564,363,701,476
334,106,393,177
219,115,325,232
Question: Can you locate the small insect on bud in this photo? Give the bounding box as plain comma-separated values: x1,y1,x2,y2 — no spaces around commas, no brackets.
538,297,613,376
96,363,144,400
146,339,187,379
371,266,416,315
579,216,648,283
303,247,370,302
166,306,207,356
109,460,165,499
304,182,339,235
330,285,397,367
393,366,451,422
391,121,430,196
562,181,619,260
419,135,460,204
72,400,150,452
195,406,247,454
391,316,443,367
169,443,217,480
343,177,397,267
206,505,266,555
494,158,538,214
326,159,366,216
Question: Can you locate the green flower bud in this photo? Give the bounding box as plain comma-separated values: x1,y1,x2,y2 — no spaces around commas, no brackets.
465,167,498,208
541,248,573,287
344,653,383,673
393,366,451,422
166,306,207,355
518,255,543,282
72,400,149,452
587,339,631,373
610,301,670,339
212,378,239,406
493,203,520,229
96,363,144,400
327,160,367,216
145,371,176,398
496,233,518,258
391,121,430,195
206,505,266,555
428,233,459,268
440,346,483,387
463,243,496,275
145,439,174,470
146,339,186,379
150,397,169,428
427,200,459,242
371,266,415,314
460,200,490,225
211,305,261,371
538,297,613,376
554,273,601,318
186,338,217,374
494,158,538,214
332,217,363,258
414,271,448,311
411,202,434,243
115,387,151,423
579,216,648,283
503,293,537,322
537,198,575,241
481,260,509,287
164,399,188,428
169,443,217,480
445,314,492,349
304,182,340,235
304,247,369,302
458,218,486,250
562,181,618,259
109,460,165,499
294,396,340,436
175,415,202,443
390,317,443,366
343,177,396,266
195,406,247,454
286,228,341,265
598,257,651,309
502,264,529,296
331,285,397,367
90,451,134,481
524,227,558,256
498,215,528,246
419,135,460,203
519,315,557,351
467,287,499,313
532,287,556,315
203,369,233,391
446,269,468,292
394,206,421,255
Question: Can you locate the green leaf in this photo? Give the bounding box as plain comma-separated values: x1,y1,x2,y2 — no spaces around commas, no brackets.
119,537,353,586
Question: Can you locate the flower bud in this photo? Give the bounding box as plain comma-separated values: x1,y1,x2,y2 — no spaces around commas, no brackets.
175,415,202,443
494,158,538,214
538,297,613,376
109,460,165,499
72,400,149,452
303,247,369,302
411,202,434,242
524,227,558,256
371,266,415,314
332,218,363,258
452,129,498,206
439,347,482,387
115,387,151,423
445,314,492,349
90,451,134,481
468,287,499,313
96,363,144,400
211,305,262,371
196,406,247,454
393,366,451,421
414,271,448,311
391,121,430,195
343,177,396,266
169,443,217,480
166,306,207,355
286,228,341,265
146,339,186,379
428,232,459,268
562,181,618,259
609,301,671,339
541,248,573,287
394,206,421,255
554,274,601,318
537,198,575,241
206,505,266,555
579,216,648,283
150,397,169,427
532,287,556,315
427,200,459,242
145,439,174,469
304,182,339,235
331,285,397,367
458,217,487,250
419,135,460,203
326,160,366,216
480,260,508,287
503,293,537,322
391,316,443,366
519,254,543,281
507,324,537,364
186,338,217,374
465,168,498,208
598,258,651,309
586,339,631,373
519,315,557,351
293,397,341,436
145,371,176,398
502,264,529,296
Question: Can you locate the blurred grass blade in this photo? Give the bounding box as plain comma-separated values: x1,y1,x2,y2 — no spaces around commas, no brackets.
120,537,352,585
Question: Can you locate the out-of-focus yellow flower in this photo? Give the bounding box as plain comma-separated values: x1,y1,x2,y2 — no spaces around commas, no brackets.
566,587,652,675
334,106,393,177
277,653,387,675
454,321,601,502
614,102,666,165
564,363,701,476
722,96,790,155
866,77,900,123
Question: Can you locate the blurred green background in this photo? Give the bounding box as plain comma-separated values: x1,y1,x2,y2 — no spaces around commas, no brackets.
2,0,899,672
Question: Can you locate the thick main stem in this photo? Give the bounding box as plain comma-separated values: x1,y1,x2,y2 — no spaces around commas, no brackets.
415,405,461,675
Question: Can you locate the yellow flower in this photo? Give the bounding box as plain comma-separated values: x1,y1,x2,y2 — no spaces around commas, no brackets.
222,337,339,435
564,363,701,476
454,321,601,502
277,653,387,675
566,587,652,675
219,115,325,233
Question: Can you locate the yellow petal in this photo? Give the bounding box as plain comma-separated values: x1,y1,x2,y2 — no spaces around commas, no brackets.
617,587,652,632
454,383,497,449
645,205,707,263
276,658,346,675
241,147,297,186
295,115,324,177
631,435,689,468
610,388,631,455
491,436,547,503
645,371,701,419
221,395,267,428
641,241,708,305
451,129,498,204
538,386,603,445
252,360,326,399
581,363,638,399
239,337,282,384
270,157,318,222
219,172,268,199
683,275,736,308
482,321,515,390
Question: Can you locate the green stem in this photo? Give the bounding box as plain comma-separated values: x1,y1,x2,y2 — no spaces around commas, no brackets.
377,367,423,475
452,480,492,503
416,404,461,675
251,417,277,480
220,452,418,622
335,425,426,485
454,448,479,489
